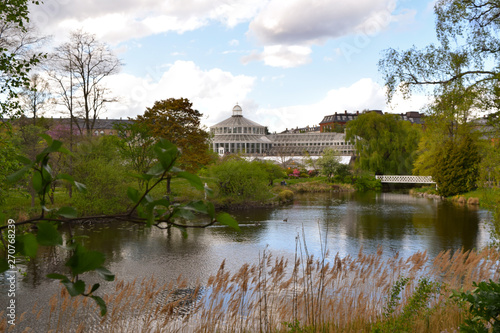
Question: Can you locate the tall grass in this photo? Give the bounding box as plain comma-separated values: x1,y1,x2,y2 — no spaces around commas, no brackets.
2,245,500,332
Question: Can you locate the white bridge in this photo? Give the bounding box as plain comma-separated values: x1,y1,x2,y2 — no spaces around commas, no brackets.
375,175,435,184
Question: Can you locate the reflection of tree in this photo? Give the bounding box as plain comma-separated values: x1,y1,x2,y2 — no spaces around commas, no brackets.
432,202,479,252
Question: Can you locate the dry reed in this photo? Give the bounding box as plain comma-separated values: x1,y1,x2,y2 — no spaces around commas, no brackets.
3,245,500,332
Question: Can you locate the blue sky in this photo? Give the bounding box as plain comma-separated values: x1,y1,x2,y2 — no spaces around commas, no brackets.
30,0,438,132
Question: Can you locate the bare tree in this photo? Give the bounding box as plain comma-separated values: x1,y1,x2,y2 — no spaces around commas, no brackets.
49,30,121,135
19,73,52,124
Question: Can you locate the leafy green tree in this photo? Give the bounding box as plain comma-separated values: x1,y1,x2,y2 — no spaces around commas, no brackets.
317,148,349,182
0,124,21,204
255,160,286,186
209,157,271,202
0,0,45,117
346,112,422,175
114,121,156,189
478,141,500,188
71,136,130,215
432,134,480,197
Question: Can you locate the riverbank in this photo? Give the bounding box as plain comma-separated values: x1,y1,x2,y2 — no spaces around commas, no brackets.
409,186,500,208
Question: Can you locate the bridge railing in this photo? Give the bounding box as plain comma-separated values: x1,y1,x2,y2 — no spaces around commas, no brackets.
375,175,435,184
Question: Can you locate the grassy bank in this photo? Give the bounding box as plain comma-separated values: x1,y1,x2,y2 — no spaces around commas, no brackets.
410,186,500,208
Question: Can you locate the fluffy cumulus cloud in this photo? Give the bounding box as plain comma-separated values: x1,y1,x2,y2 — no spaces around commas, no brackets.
243,0,411,67
101,61,256,124
249,0,397,45
29,0,268,44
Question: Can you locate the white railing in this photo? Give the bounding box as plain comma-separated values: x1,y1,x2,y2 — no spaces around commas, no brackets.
375,175,435,184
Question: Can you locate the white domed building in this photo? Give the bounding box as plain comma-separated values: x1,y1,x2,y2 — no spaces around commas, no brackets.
210,104,273,155
210,104,355,159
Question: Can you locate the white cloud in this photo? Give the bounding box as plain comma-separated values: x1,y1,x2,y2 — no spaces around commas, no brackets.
248,0,398,46
101,61,256,125
242,45,312,68
29,0,268,44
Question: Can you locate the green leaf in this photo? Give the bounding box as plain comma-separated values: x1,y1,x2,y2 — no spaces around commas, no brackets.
185,200,208,214
6,165,31,183
56,206,78,219
127,187,140,203
36,222,63,246
57,146,73,156
216,213,240,231
0,258,9,273
65,245,106,276
129,172,153,182
91,295,108,316
56,173,75,183
63,280,85,297
46,273,69,281
23,233,38,257
15,155,32,165
32,171,43,193
15,233,38,257
176,171,204,190
74,181,87,193
90,283,100,294
172,224,188,238
39,133,53,146
207,202,215,219
146,163,166,177
95,267,115,281
172,207,196,220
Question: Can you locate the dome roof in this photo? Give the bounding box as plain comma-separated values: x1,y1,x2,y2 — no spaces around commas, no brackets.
210,104,265,129
211,114,265,128
232,104,243,116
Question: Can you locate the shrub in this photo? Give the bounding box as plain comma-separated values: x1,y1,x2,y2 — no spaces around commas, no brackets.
354,174,382,191
278,190,294,203
209,158,271,202
71,137,130,215
452,279,500,332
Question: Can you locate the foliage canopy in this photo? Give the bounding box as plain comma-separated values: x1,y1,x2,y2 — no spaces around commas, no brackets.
346,112,421,175
136,98,211,173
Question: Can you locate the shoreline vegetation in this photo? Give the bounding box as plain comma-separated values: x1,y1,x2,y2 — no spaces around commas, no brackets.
3,176,499,220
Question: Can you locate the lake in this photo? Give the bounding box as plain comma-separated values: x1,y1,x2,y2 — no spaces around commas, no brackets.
0,191,495,330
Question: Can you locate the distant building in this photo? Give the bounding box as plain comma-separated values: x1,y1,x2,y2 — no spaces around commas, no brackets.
210,104,355,157
319,110,425,132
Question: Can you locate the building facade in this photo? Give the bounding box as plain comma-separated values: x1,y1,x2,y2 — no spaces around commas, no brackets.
210,105,355,157
319,110,424,132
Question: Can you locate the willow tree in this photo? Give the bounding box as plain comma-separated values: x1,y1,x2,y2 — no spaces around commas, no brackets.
136,98,212,193
346,112,421,175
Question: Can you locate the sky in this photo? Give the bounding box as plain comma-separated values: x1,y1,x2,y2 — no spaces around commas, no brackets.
29,0,438,132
